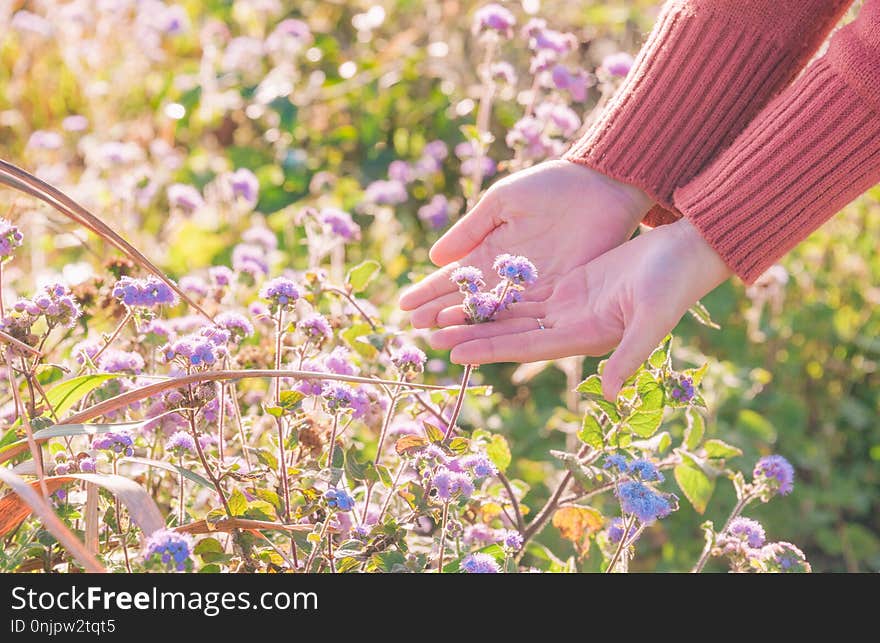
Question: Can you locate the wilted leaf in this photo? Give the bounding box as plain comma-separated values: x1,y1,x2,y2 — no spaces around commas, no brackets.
395,435,429,456
552,506,603,552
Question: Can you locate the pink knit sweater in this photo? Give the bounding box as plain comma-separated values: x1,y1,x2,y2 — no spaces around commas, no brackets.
566,0,880,283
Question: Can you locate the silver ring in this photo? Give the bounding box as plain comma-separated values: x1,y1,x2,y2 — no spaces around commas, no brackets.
536,318,545,330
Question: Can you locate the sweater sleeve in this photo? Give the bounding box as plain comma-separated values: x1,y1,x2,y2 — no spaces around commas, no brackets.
674,0,880,283
564,0,851,227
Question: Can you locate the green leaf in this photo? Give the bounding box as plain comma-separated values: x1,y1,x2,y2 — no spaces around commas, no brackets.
576,375,603,398
674,462,715,514
424,424,444,443
194,538,224,556
631,431,671,454
684,363,710,387
228,489,248,517
636,371,664,410
345,260,381,293
684,408,705,451
344,447,369,481
703,439,743,460
648,336,671,370
370,550,407,573
199,564,222,573
254,489,282,514
119,456,214,490
252,448,278,471
578,412,604,449
44,374,119,417
279,390,305,410
687,300,721,330
626,408,664,438
486,434,511,473
341,323,379,359
448,437,470,455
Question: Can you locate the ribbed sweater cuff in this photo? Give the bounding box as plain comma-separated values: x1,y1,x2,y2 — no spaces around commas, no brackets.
564,2,812,212
675,58,880,284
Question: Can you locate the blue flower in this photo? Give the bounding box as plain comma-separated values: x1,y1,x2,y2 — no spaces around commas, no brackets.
628,459,664,482
324,488,355,512
603,454,629,474
617,481,674,524
493,254,538,286
461,552,501,573
143,529,193,572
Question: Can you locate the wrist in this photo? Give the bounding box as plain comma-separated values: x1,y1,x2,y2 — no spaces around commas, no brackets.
563,160,652,229
670,218,733,288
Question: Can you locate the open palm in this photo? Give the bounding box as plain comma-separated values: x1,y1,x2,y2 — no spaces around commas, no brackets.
399,160,650,327
428,220,732,400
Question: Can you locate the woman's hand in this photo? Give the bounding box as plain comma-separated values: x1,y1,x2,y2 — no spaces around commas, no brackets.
398,160,651,327
428,218,733,401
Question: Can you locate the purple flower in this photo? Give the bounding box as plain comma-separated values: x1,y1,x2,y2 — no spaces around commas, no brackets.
295,360,325,396
298,312,332,343
0,218,24,259
463,291,501,324
461,552,501,573
232,244,270,278
494,254,538,285
265,18,313,57
97,349,145,374
755,541,811,573
535,102,580,137
30,283,81,328
159,4,190,36
61,115,89,132
324,347,357,376
722,517,766,550
27,130,63,151
215,311,254,342
162,333,227,368
491,61,517,85
418,195,451,229
143,529,193,572
503,530,524,551
432,467,474,501
320,208,360,241
391,345,427,377
460,156,496,179
112,276,178,309
79,456,97,473
551,65,592,101
422,140,448,161
506,116,554,159
92,432,134,457
628,459,664,483
324,488,355,512
452,454,497,478
141,319,174,342
450,266,485,294
322,382,355,414
260,277,301,313
167,430,196,454
668,375,695,403
529,28,576,54
209,266,235,287
167,183,204,212
180,276,209,298
387,160,413,184
241,226,277,252
473,4,515,37
753,455,795,497
364,179,407,205
617,481,674,524
602,52,634,78
72,339,103,365
228,168,259,204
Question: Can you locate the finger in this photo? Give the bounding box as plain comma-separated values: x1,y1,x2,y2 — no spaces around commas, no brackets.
429,190,501,266
601,316,671,402
409,292,464,329
449,327,588,364
429,317,544,350
399,263,461,311
434,301,547,327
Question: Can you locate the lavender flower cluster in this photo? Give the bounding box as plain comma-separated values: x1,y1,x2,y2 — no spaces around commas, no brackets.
604,454,676,524
143,529,193,572
451,254,537,323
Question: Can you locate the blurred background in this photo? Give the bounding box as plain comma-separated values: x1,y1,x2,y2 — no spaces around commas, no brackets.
0,0,877,571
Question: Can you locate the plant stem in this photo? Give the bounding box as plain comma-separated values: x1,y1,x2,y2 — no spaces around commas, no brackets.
443,364,473,441
273,311,291,523
327,412,340,470
188,409,232,519
498,472,525,533
692,494,753,573
374,378,403,465
467,36,498,210
304,513,333,572
522,444,593,543
375,461,406,524
112,457,132,573
437,502,450,573
605,514,636,574
90,310,133,366
4,349,47,498
177,453,185,526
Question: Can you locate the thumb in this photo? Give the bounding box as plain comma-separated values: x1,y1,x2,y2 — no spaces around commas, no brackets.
429,189,501,266
602,315,669,402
